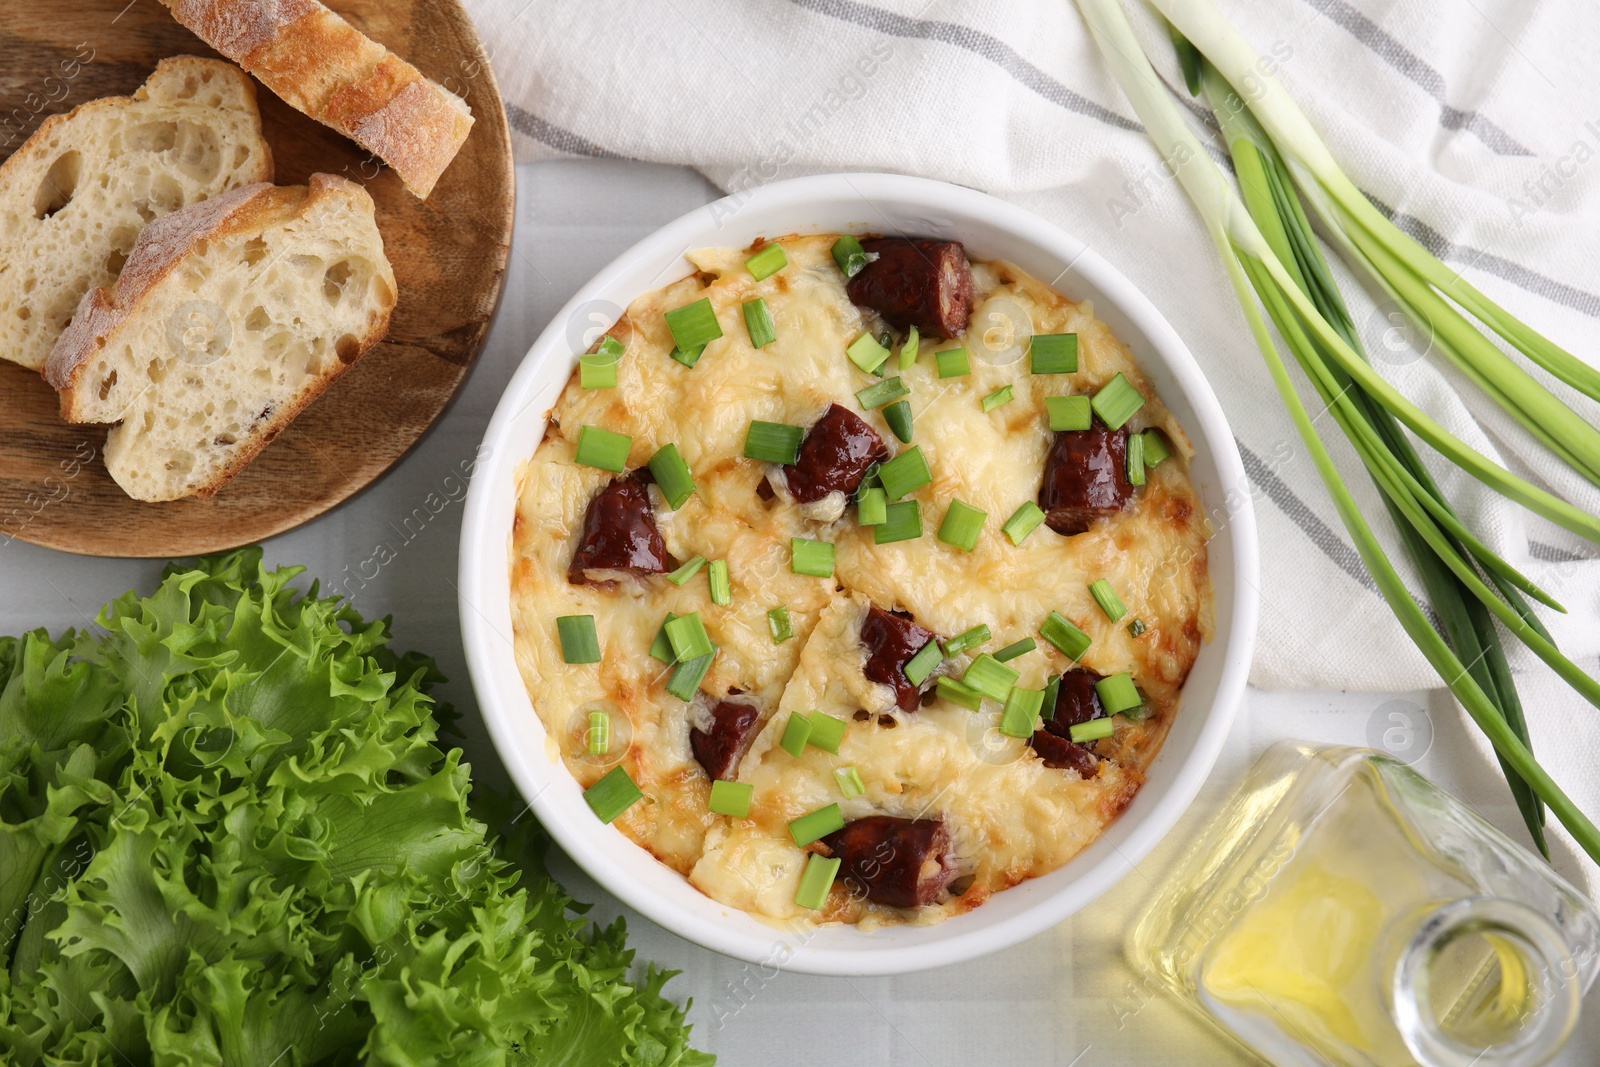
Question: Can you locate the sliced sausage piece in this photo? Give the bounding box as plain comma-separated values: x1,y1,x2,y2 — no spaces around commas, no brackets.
1029,729,1100,778
820,816,957,909
690,699,762,781
1047,669,1106,730
1038,425,1134,536
567,470,670,584
1030,669,1105,777
860,606,938,713
783,403,889,504
845,238,973,340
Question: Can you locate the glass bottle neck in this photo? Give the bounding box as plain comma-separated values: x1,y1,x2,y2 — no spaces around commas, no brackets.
1390,896,1583,1067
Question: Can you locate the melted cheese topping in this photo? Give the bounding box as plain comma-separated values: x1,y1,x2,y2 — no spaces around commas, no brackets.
509,235,1212,925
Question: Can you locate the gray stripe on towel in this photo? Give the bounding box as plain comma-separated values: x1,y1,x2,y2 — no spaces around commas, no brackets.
1298,0,1531,156
506,104,628,160
786,0,1141,132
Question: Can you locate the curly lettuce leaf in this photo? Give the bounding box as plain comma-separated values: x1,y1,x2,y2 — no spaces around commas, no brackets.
0,548,713,1067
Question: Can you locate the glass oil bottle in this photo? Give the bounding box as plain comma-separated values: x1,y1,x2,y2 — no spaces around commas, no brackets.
1129,741,1600,1067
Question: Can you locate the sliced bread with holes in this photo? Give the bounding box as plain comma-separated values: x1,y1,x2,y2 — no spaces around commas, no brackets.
0,57,273,371
44,173,397,502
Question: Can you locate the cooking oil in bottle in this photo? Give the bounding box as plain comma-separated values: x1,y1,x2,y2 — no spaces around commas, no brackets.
1129,742,1600,1067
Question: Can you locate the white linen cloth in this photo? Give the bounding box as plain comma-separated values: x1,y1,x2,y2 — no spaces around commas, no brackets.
464,0,1600,877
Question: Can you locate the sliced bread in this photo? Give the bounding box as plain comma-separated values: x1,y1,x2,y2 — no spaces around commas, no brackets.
162,0,474,198
44,173,397,502
0,57,273,371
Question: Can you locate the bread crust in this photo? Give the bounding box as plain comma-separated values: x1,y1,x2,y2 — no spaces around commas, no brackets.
163,0,473,197
44,173,395,500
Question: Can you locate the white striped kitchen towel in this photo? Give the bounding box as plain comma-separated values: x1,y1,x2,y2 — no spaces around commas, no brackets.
465,0,1600,871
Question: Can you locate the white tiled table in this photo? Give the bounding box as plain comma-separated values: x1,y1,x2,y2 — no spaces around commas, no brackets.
3,158,1593,1065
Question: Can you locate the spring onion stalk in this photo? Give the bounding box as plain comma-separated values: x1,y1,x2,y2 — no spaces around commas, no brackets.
1073,0,1600,862
1189,61,1560,843
1153,0,1600,408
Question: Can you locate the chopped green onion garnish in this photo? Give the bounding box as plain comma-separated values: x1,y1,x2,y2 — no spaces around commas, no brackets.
584,766,642,823
743,298,777,349
884,400,913,443
648,612,678,663
579,353,618,389
1089,579,1127,622
936,675,984,710
1127,618,1148,638
857,486,888,525
745,243,787,280
779,712,813,757
790,538,835,577
767,606,793,643
903,639,942,686
1002,501,1046,545
856,377,909,409
935,347,971,378
670,344,705,368
588,709,611,755
835,766,866,799
855,461,882,498
1142,430,1172,467
577,716,622,770
1069,717,1116,744
664,297,723,351
1041,673,1062,719
898,325,920,370
597,335,625,359
831,235,869,277
942,624,991,658
875,500,922,544
666,651,713,701
1094,673,1144,716
709,559,731,606
794,852,841,911
981,385,1014,413
937,499,987,551
647,443,696,509
574,425,631,472
666,555,707,586
1046,395,1093,432
807,713,847,754
744,420,805,464
789,803,845,846
1040,611,1092,660
998,686,1044,739
1126,431,1146,487
962,653,1019,702
664,612,714,661
878,446,931,500
993,637,1035,662
556,615,601,664
1091,373,1145,430
1030,333,1079,374
846,332,892,373
709,779,753,817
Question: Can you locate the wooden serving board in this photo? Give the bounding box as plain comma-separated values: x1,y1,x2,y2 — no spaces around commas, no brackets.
0,0,513,557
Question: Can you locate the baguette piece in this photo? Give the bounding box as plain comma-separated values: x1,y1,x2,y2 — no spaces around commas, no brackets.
0,57,273,371
45,173,397,502
162,0,474,198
